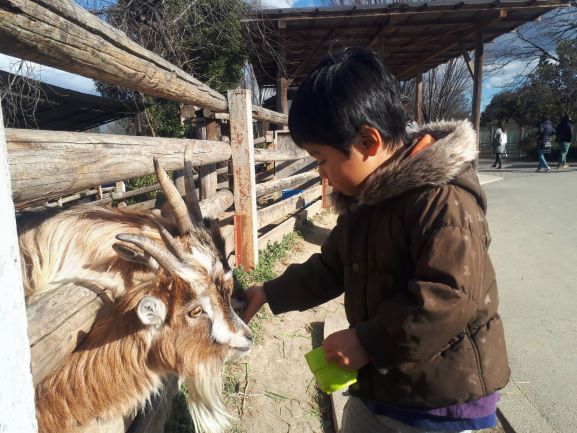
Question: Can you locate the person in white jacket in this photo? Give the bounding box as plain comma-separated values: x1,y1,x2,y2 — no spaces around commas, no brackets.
491,122,507,169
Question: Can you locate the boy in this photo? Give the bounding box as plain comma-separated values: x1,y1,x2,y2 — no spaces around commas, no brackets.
243,48,509,433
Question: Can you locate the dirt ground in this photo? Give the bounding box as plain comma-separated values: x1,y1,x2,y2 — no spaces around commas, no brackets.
227,210,505,433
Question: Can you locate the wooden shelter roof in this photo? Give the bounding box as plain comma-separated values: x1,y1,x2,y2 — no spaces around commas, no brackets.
0,70,144,131
245,0,568,86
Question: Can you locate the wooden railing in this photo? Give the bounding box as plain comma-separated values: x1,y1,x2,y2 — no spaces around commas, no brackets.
0,1,324,432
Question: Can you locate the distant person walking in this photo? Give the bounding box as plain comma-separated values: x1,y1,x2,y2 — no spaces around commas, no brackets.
491,122,507,169
536,116,554,172
555,114,573,169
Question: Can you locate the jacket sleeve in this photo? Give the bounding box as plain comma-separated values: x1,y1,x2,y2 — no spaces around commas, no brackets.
263,217,345,315
355,188,481,368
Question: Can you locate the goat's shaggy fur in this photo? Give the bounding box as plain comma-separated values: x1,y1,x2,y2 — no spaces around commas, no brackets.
22,205,252,433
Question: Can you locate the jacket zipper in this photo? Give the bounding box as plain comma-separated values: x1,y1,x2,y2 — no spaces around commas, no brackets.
465,327,487,395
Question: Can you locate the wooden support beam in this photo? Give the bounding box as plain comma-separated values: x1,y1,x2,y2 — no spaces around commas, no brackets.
415,71,424,125
471,30,484,157
276,73,289,120
368,24,390,48
462,51,475,80
0,101,38,432
0,1,227,112
229,89,258,269
6,129,231,206
276,22,289,125
255,171,319,197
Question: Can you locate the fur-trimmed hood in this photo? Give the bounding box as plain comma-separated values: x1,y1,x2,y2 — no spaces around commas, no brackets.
332,120,479,212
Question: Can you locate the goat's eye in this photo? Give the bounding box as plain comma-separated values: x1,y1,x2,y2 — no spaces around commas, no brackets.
188,305,203,318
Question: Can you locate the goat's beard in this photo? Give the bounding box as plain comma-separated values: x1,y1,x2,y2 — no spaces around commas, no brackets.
184,360,233,433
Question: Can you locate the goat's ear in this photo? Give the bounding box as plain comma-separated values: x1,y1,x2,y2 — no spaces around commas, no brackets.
137,296,167,328
113,243,153,267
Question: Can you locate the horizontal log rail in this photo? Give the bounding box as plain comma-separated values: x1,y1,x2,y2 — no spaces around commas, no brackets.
7,129,231,206
0,0,227,112
0,1,288,124
257,185,322,229
252,106,288,126
255,171,319,197
253,148,310,163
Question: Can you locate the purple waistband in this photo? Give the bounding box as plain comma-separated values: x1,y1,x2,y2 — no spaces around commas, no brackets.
367,392,499,420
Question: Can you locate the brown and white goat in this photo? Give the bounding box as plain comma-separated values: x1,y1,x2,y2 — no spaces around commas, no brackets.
20,154,252,433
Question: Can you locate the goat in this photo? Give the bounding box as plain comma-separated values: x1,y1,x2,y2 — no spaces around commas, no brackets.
20,150,252,433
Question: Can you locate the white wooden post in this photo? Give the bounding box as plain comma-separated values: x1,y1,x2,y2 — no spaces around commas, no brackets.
0,102,38,432
115,181,126,207
228,89,258,269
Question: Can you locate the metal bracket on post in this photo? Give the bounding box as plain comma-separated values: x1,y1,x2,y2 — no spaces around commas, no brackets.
228,89,258,269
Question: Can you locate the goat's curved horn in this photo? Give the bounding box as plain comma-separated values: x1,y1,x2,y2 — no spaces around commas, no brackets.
184,143,203,223
153,157,194,235
153,221,190,262
116,233,185,276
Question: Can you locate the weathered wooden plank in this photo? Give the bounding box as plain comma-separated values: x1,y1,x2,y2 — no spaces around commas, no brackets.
0,99,38,432
255,171,319,197
253,148,309,163
229,89,258,269
6,129,231,205
257,185,321,229
27,283,115,386
0,0,227,112
258,199,322,250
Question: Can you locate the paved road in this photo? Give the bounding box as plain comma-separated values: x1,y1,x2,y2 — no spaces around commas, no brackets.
479,160,577,433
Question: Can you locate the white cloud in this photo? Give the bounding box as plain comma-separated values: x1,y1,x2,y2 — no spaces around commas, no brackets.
254,0,293,8
0,53,98,95
484,59,536,90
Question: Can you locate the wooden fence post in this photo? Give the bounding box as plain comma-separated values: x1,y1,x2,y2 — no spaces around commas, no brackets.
322,178,331,209
228,89,258,269
0,102,38,433
199,120,218,199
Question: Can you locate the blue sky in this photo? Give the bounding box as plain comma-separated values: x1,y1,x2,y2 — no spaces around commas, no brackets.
0,2,550,111
294,0,320,6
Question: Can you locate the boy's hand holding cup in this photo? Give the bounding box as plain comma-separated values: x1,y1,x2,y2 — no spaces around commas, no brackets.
323,328,370,370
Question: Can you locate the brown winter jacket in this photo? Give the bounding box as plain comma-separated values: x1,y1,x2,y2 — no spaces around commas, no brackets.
263,120,510,409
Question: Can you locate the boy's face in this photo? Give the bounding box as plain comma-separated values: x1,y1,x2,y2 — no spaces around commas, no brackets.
304,143,368,196
303,126,397,196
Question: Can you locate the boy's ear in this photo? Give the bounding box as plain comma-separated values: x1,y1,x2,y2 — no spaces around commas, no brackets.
357,125,384,158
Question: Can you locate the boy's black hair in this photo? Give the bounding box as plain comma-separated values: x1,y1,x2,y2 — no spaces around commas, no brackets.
288,47,408,155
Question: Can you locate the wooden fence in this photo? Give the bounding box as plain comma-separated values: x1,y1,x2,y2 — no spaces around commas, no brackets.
0,1,325,432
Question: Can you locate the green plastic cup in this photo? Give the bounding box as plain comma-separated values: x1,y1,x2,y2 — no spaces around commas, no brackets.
304,346,357,394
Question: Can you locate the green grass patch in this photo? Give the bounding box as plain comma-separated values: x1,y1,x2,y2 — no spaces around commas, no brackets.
233,231,300,289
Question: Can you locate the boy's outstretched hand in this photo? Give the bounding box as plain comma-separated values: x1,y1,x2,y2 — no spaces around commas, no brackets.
242,285,268,323
323,329,370,370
